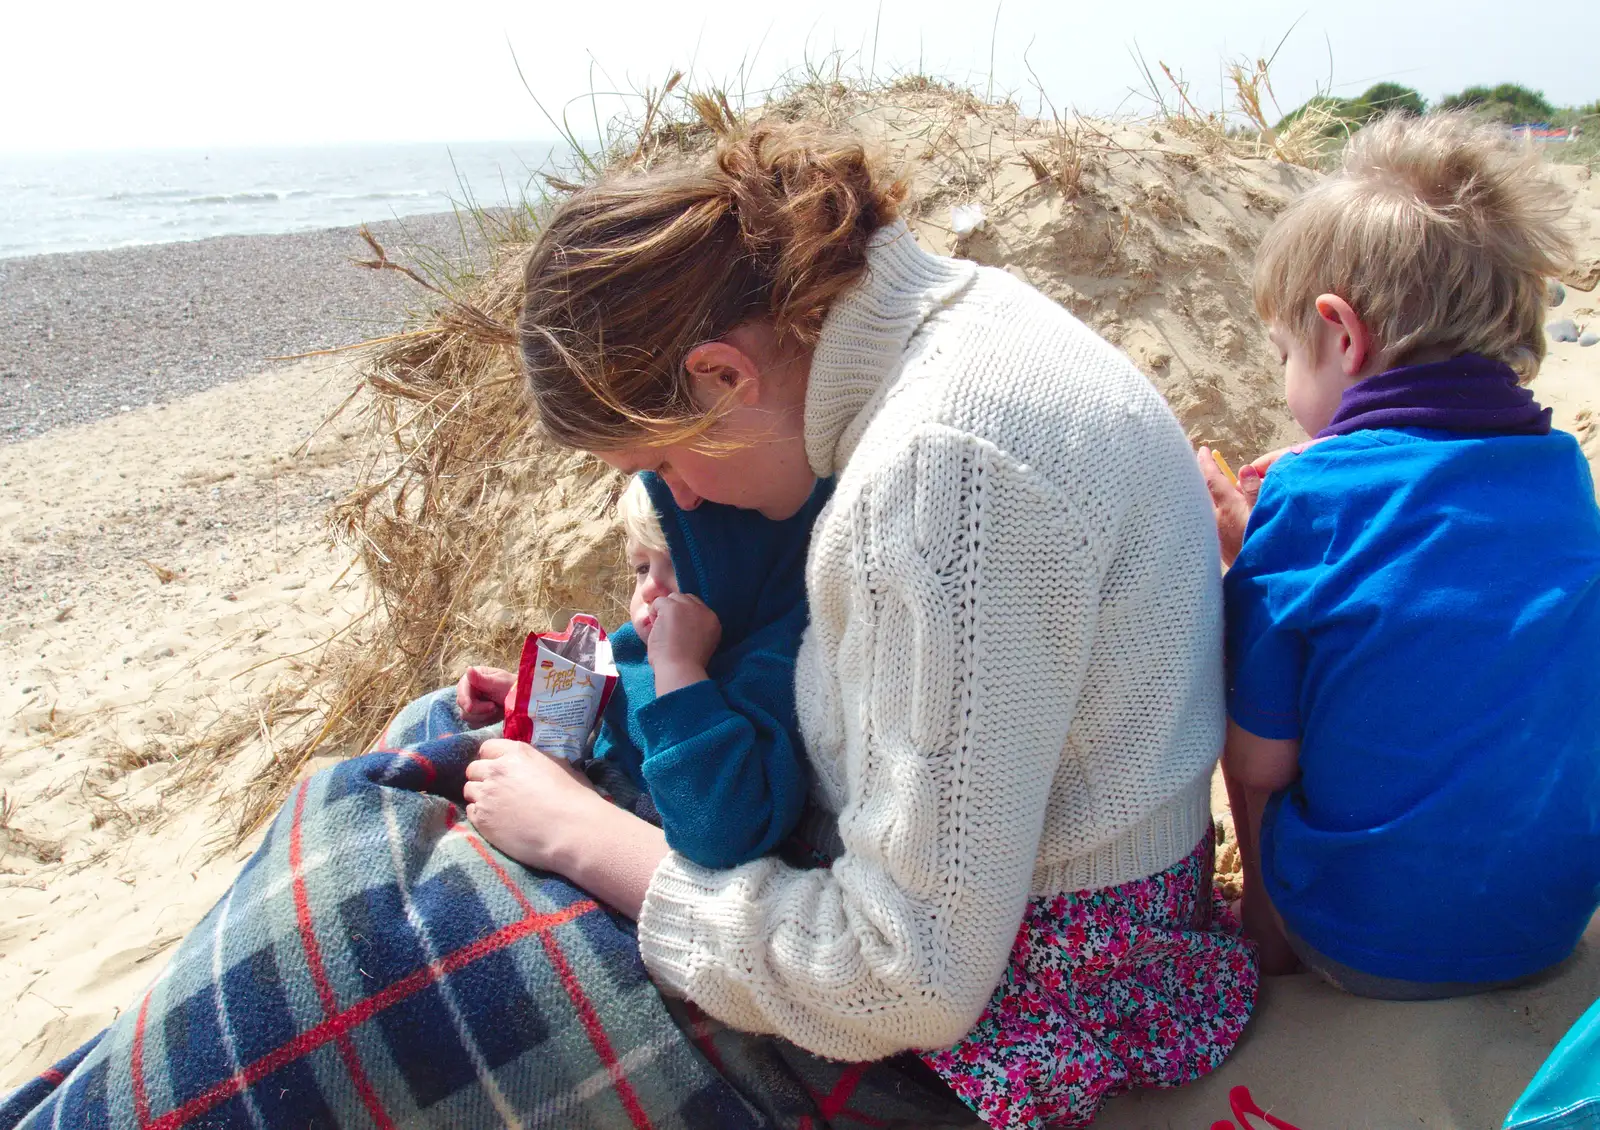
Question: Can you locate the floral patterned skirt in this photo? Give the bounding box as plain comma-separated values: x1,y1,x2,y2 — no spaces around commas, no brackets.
921,831,1258,1130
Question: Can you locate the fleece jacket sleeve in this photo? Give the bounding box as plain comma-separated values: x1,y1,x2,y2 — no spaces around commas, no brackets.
633,619,810,870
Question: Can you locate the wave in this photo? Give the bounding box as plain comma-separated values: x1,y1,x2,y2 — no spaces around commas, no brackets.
105,188,314,204
5,145,550,257
167,188,440,206
180,191,294,206
102,188,193,202
330,190,438,201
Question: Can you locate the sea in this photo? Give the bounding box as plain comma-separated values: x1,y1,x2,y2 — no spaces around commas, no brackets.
0,141,569,259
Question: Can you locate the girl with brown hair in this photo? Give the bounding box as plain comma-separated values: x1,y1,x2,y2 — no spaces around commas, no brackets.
461,121,1258,1127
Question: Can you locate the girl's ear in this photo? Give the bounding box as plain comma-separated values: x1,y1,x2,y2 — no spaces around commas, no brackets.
684,341,762,408
1313,294,1372,378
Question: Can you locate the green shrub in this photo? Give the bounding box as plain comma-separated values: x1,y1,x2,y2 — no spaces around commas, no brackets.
1276,83,1426,138
1360,82,1426,118
1436,83,1556,123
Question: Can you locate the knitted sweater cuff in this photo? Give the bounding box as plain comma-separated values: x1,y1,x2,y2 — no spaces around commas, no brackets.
1031,771,1214,895
636,851,721,999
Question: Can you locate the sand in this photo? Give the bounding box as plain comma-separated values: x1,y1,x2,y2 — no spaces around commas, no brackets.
2,135,1598,1126
0,358,367,1081
1537,165,1600,484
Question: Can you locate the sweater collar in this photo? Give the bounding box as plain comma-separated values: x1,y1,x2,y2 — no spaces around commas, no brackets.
803,221,978,476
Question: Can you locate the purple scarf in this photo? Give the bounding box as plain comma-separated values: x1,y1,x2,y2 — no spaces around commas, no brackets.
1317,354,1551,439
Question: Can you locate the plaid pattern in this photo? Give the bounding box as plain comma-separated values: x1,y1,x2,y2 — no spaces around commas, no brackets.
1,689,978,1130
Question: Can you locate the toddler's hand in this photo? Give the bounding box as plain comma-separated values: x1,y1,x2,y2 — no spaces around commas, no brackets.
1202,440,1332,566
456,665,516,728
647,593,721,679
1199,440,1331,566
1197,447,1261,568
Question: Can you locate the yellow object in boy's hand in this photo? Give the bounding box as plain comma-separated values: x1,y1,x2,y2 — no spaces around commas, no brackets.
1211,449,1240,487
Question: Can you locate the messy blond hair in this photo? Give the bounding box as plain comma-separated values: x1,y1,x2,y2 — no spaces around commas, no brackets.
519,121,906,450
1255,112,1574,379
618,475,668,555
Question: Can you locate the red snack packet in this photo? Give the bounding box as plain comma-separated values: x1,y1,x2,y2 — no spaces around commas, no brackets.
503,614,620,761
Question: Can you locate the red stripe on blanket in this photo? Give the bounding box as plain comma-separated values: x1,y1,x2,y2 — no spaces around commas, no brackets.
443,805,539,917
367,749,438,787
541,931,655,1130
444,804,655,1130
816,1062,887,1126
145,900,598,1130
682,1002,726,1074
131,991,153,1128
288,780,394,1130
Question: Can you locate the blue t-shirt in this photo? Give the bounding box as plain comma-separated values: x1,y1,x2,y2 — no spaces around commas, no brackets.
1226,428,1600,983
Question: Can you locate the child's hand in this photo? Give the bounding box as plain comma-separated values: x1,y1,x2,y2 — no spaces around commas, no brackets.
1197,447,1262,568
647,593,721,692
456,665,516,728
1199,441,1330,566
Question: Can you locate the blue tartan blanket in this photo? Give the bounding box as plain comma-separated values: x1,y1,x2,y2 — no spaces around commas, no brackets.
0,689,977,1130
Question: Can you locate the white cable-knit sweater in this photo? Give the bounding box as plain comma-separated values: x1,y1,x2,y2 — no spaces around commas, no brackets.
637,222,1223,1062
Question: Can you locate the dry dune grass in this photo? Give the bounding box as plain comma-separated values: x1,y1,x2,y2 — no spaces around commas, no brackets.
209,68,1322,842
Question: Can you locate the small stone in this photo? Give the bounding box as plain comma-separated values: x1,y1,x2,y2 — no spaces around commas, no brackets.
1549,280,1568,307
1548,318,1580,343
1581,331,1600,348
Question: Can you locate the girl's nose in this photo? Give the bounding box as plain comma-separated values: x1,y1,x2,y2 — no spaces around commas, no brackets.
662,472,702,511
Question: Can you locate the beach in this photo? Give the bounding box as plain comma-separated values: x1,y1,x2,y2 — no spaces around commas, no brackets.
0,210,488,441
2,140,1599,1129
0,357,366,1075
0,216,462,1077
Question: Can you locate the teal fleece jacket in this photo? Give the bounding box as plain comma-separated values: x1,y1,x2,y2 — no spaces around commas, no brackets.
591,473,832,870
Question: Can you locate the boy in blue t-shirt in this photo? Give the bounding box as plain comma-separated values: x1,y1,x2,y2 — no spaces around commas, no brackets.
457,472,827,870
1198,112,1600,997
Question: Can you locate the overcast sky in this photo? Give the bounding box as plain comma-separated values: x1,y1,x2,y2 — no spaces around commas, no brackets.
2,0,1589,152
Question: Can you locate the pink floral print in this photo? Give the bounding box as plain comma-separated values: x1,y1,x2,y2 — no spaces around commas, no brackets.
922,832,1257,1129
